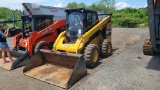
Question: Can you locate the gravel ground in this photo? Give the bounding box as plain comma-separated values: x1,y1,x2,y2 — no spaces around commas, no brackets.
1,28,160,90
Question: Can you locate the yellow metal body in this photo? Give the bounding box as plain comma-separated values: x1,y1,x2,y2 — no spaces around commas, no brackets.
53,16,112,54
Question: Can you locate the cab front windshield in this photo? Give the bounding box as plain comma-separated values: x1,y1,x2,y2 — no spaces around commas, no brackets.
66,12,83,42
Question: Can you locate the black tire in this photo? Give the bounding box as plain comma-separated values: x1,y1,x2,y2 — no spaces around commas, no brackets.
100,39,112,58
34,41,52,53
84,44,99,68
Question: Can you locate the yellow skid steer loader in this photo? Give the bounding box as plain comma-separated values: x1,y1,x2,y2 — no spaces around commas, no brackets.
23,8,112,88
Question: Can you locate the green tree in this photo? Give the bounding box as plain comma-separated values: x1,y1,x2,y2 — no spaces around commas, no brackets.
66,2,86,8
100,0,115,6
112,7,148,28
97,0,115,13
66,2,78,8
78,3,86,8
0,7,22,28
66,0,115,13
87,0,115,13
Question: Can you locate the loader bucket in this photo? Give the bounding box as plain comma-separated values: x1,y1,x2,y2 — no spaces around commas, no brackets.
0,48,31,70
23,49,87,89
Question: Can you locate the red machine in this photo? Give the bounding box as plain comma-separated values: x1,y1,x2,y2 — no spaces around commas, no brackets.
0,3,66,70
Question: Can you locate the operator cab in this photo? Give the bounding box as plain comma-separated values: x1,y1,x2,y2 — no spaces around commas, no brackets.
65,8,99,42
21,15,53,38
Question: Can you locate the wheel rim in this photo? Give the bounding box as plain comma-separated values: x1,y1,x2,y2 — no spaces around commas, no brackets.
93,49,98,63
42,45,49,50
107,44,111,54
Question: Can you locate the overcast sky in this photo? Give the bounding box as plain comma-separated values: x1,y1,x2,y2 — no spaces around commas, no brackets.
0,0,147,10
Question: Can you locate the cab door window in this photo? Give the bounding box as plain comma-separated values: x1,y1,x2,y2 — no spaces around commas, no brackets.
86,13,98,30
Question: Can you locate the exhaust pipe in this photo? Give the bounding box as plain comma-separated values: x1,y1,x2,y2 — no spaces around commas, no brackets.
23,49,87,88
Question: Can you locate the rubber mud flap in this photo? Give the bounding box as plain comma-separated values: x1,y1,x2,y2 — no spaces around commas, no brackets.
23,49,87,89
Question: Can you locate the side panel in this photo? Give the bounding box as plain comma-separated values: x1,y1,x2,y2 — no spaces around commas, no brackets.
147,0,160,51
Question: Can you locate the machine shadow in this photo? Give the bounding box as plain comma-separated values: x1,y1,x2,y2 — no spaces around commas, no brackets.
112,48,119,53
146,54,160,71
